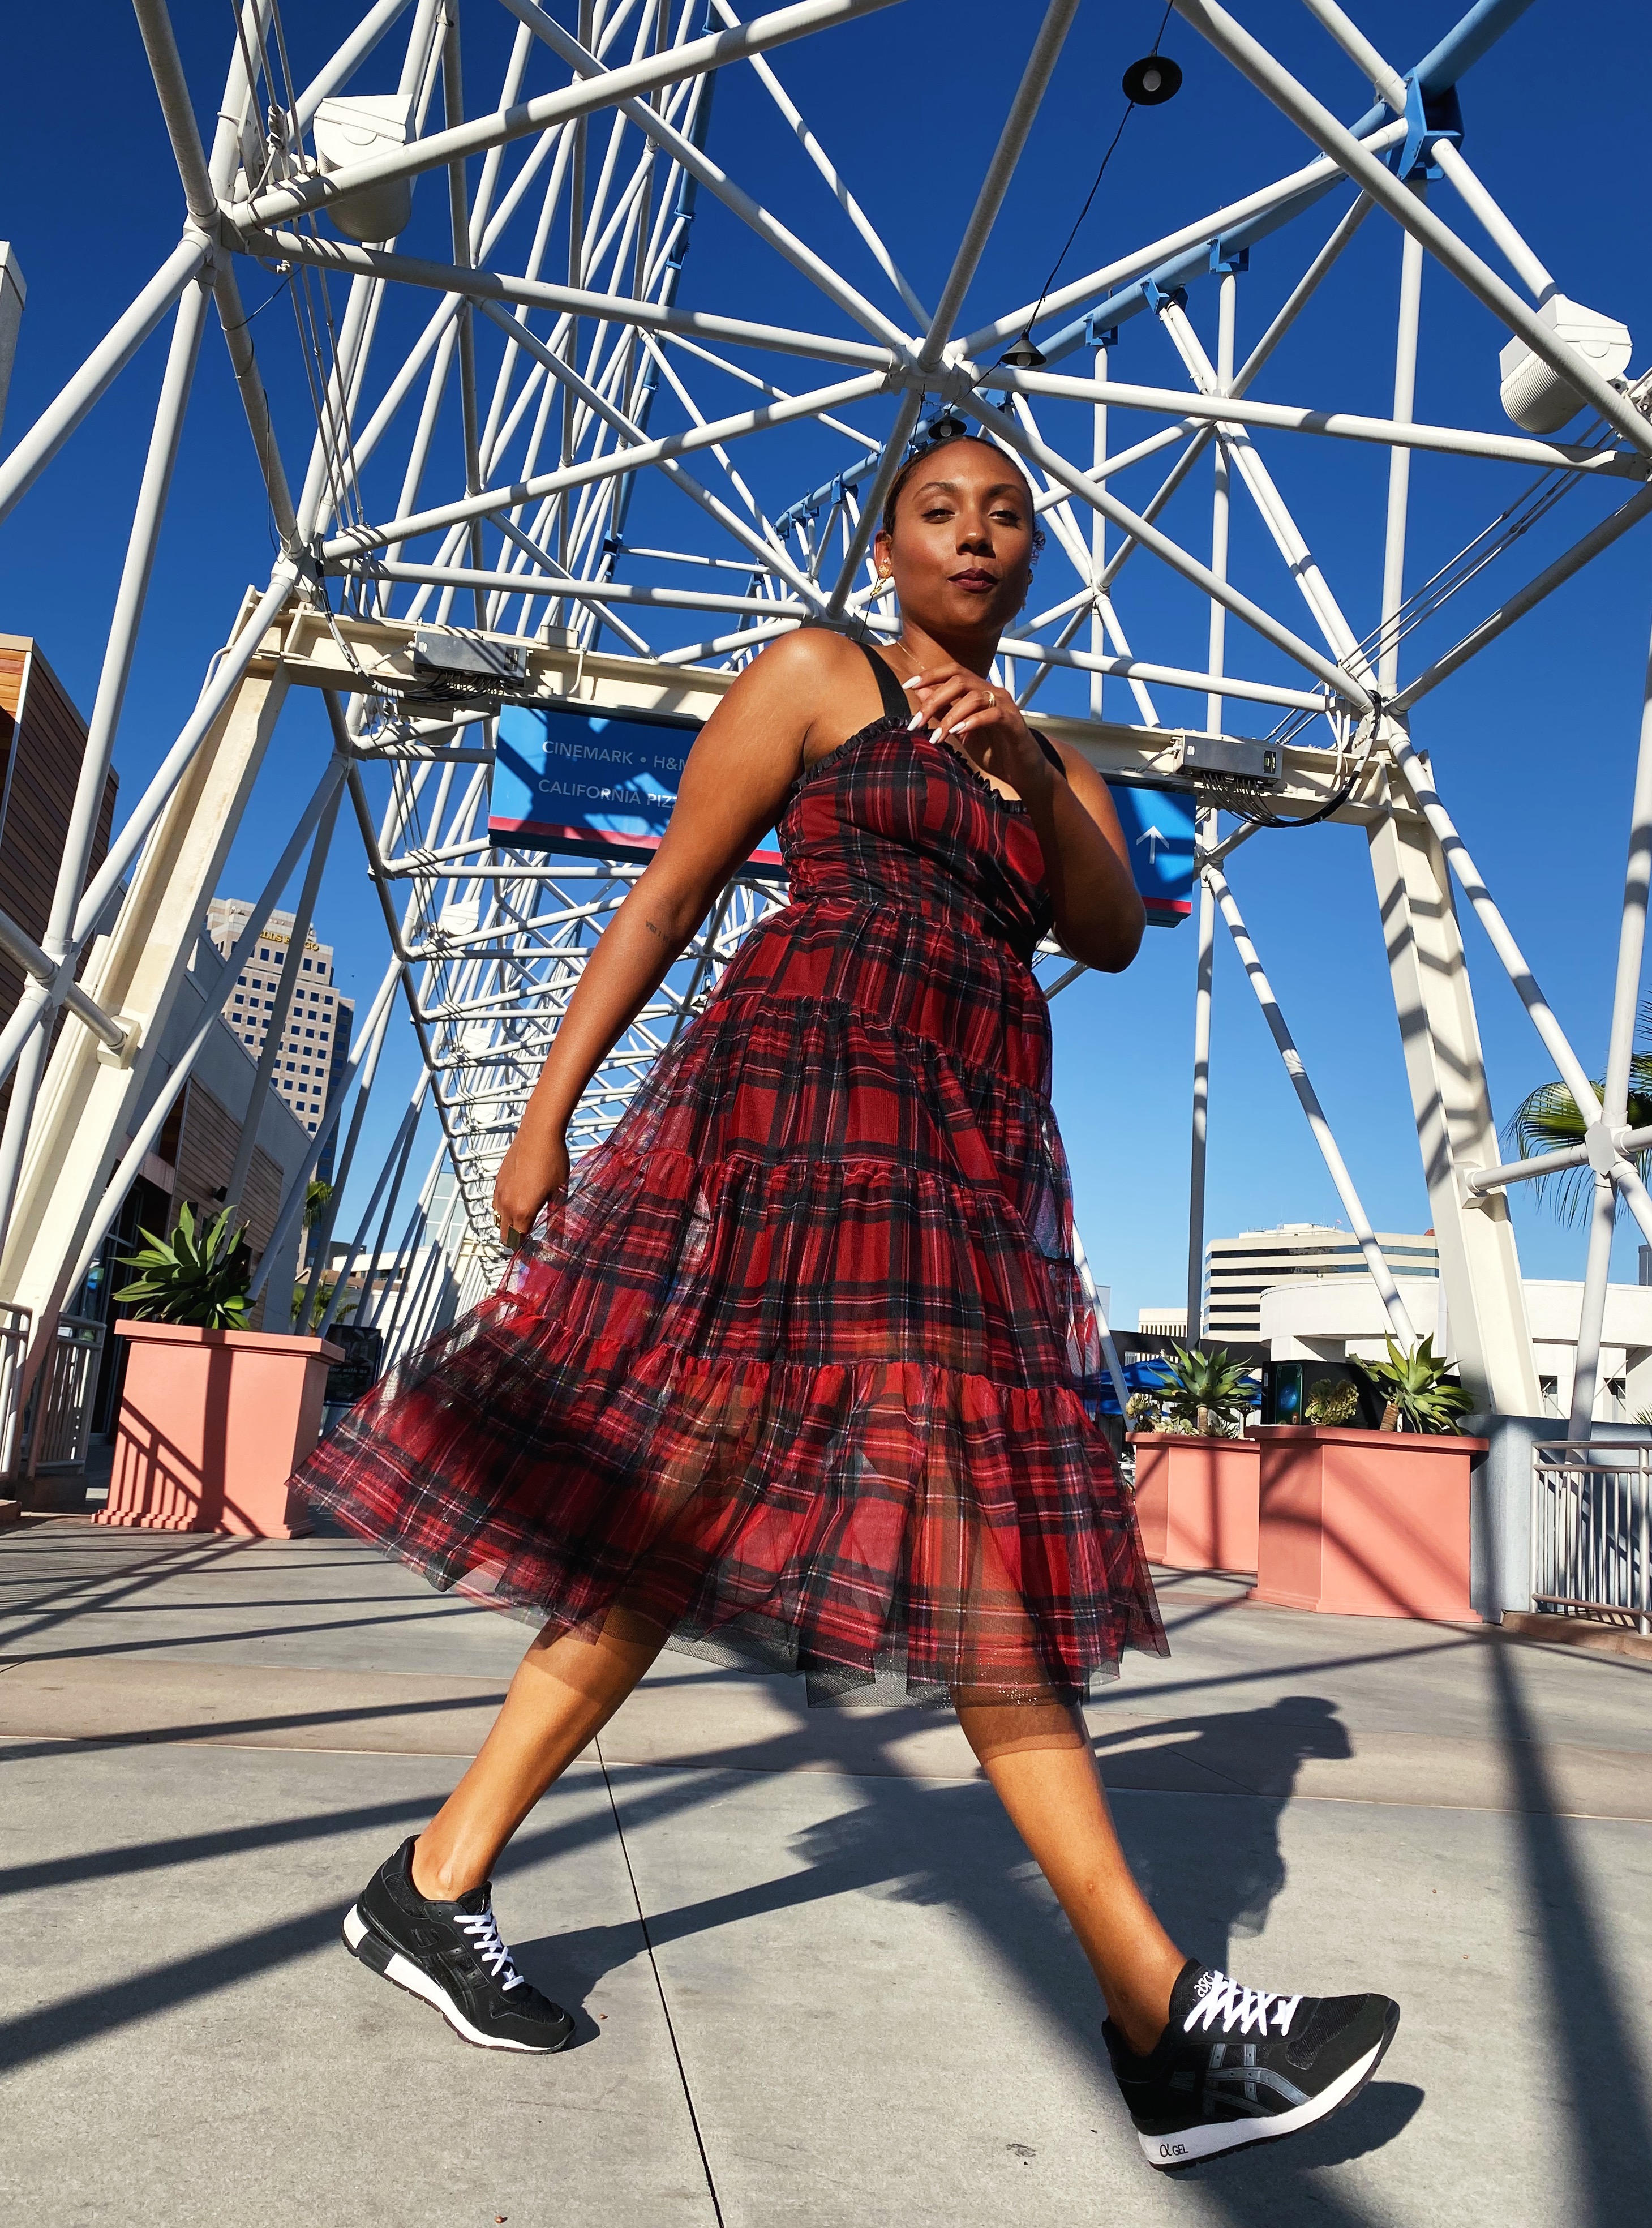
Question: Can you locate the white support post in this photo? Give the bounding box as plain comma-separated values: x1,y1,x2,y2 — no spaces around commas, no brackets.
1367,774,1540,1411
0,654,295,1388
1569,1173,1617,1433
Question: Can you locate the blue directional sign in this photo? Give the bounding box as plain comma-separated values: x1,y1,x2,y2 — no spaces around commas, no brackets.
490,704,1195,923
1108,780,1196,928
490,701,786,871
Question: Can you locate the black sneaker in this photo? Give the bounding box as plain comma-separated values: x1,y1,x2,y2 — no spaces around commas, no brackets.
342,1837,574,2054
1106,1960,1399,2169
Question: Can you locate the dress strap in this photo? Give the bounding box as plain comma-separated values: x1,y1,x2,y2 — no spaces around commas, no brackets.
1032,731,1064,773
856,640,912,725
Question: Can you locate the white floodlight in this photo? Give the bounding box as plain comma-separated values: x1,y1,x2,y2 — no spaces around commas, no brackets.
1499,295,1633,435
312,95,414,245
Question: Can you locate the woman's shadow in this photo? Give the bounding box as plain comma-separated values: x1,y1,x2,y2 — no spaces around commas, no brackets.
510,1688,1421,2190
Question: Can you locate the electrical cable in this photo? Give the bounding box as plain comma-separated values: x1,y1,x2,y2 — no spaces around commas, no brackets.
1000,1,1174,366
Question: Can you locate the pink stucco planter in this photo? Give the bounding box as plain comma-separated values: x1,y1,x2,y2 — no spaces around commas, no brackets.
95,1321,344,1537
1129,1433,1260,1572
1251,1424,1487,1620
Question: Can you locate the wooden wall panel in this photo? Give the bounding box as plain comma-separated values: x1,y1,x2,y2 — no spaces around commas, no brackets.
173,1077,283,1258
0,637,120,1045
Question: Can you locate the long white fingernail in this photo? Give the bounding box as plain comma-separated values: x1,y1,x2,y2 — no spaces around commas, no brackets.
900,675,924,691
908,712,925,731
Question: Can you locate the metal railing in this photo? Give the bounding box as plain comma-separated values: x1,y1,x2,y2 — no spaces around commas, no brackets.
32,1313,105,1473
0,1301,30,1478
1532,1439,1652,1634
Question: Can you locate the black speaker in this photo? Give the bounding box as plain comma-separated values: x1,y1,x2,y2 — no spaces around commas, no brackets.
1122,54,1182,105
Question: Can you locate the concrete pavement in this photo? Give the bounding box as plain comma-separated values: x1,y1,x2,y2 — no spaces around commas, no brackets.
3,1524,1650,2226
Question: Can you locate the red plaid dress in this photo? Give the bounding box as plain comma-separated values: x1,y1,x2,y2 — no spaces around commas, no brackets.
295,650,1166,1704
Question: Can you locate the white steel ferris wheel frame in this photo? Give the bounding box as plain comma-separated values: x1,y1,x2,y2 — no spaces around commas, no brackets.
1,0,1650,1454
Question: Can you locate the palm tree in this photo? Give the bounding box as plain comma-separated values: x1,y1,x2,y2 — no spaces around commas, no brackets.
1503,999,1652,1223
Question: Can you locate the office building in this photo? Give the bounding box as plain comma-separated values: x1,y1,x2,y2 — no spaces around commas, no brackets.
1137,1306,1188,1338
205,901,355,1138
1203,1223,1438,1339
0,634,119,1031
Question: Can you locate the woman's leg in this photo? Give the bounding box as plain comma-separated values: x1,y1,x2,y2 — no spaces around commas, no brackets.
411,1605,666,1900
956,1699,1186,2056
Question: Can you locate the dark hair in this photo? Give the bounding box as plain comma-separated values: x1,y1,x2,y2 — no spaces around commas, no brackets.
878,429,1045,554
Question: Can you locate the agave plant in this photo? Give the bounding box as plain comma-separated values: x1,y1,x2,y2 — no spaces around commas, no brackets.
1351,1335,1471,1434
114,1202,252,1330
1504,1000,1652,1222
1161,1343,1258,1437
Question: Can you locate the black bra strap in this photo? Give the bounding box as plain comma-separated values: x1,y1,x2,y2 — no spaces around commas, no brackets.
1034,731,1063,773
857,640,911,725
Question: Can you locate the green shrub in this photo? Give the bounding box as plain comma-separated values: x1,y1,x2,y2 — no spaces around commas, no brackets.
115,1203,252,1330
1352,1335,1472,1433
1161,1344,1259,1437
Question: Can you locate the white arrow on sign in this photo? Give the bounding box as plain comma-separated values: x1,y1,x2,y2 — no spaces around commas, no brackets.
1135,824,1169,863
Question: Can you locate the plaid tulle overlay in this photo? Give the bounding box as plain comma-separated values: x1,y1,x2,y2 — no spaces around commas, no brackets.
296,713,1168,1704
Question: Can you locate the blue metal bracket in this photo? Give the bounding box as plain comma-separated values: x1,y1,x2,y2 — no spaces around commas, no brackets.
1394,70,1464,180
1143,278,1189,318
1084,318,1119,349
1209,242,1250,276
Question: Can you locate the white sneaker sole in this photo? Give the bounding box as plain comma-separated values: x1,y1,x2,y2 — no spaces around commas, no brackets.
342,1904,567,2054
1139,2006,1399,2169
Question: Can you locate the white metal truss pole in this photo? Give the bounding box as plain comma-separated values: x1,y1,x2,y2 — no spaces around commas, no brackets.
966,400,1373,712
291,982,400,1333
246,958,402,1307
1569,595,1652,1433
1187,818,1217,1338
0,271,212,1259
1169,0,1652,461
1389,739,1602,1126
223,772,347,1217
316,1074,431,1338
131,0,301,542
1379,202,1426,695
1207,269,1235,737
1295,1,1557,302
71,565,301,950
1569,1175,1618,1435
1205,859,1416,1340
920,0,1079,365
0,239,208,528
1393,483,1652,715
1089,339,1107,717
1356,171,1538,1408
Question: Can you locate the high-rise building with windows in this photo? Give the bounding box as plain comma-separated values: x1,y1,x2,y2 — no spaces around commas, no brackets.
205,901,355,1139
1203,1223,1439,1339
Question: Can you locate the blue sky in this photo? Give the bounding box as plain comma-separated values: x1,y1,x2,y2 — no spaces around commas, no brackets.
1,0,1646,1326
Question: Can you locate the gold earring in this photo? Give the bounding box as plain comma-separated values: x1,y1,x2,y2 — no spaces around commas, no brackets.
874,572,892,592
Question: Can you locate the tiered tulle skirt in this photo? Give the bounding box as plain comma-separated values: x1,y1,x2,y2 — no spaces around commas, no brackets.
295,894,1166,1705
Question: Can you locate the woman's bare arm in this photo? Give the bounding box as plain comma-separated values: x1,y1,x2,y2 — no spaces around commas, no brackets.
491,631,833,1236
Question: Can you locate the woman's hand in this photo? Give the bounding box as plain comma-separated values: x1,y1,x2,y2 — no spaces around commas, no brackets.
492,1121,569,1249
902,661,1055,803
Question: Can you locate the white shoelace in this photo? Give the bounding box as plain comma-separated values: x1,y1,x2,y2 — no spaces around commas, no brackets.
1183,1969,1302,2040
454,1905,525,1991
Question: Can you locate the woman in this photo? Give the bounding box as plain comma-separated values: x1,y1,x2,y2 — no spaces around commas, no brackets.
298,427,1397,2169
